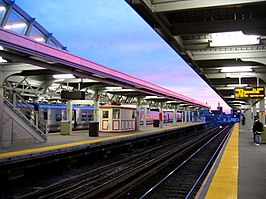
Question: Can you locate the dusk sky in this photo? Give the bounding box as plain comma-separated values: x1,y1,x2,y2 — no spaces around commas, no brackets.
16,0,231,113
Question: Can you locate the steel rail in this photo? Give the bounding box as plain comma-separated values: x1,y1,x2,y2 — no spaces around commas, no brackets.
138,124,232,199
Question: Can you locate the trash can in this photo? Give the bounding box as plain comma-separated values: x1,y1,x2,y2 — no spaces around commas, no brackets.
153,120,160,127
89,122,99,137
60,121,71,135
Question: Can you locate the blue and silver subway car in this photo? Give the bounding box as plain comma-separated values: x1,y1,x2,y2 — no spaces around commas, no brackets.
32,104,94,132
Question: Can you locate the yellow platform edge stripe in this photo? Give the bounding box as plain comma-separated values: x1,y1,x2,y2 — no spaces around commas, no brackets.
0,123,201,159
205,123,239,199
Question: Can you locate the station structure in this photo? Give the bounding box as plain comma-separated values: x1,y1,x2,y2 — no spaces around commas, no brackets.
0,1,265,198
126,0,266,128
0,0,209,148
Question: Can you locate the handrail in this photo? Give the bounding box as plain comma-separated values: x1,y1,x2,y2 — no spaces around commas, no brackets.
3,89,47,139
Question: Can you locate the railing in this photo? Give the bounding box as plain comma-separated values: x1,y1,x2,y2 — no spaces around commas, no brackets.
3,89,48,140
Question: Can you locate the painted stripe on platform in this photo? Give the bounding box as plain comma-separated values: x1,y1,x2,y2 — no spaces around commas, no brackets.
205,123,239,199
0,123,197,159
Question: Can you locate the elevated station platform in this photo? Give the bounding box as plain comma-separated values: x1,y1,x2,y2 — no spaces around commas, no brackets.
0,122,202,164
198,123,266,199
2,122,264,198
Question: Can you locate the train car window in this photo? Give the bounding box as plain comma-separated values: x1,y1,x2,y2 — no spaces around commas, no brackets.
113,109,120,119
43,112,48,120
56,114,62,121
88,115,93,121
102,110,109,118
81,115,88,121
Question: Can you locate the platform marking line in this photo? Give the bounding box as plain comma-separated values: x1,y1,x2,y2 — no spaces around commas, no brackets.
205,123,239,199
0,123,202,159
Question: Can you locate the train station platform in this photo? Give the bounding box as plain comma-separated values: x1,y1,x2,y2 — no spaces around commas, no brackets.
3,122,264,198
0,122,202,163
197,123,266,199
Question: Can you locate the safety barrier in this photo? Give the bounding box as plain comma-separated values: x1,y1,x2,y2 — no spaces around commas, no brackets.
3,89,47,140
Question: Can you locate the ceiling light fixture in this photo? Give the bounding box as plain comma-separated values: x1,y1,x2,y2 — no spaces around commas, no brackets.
4,22,27,29
0,6,6,11
221,66,252,73
210,31,260,47
105,87,123,90
34,37,45,42
53,74,75,79
0,57,7,63
227,84,248,87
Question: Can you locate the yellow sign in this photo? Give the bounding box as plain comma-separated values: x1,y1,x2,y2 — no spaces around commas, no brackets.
260,111,265,117
234,87,265,99
94,110,97,115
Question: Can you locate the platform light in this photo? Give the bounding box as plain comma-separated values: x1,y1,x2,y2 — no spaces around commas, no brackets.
227,84,248,87
0,57,7,63
50,83,61,87
0,6,5,12
4,22,27,30
34,37,45,42
210,31,260,47
221,66,252,73
53,74,75,79
105,87,123,90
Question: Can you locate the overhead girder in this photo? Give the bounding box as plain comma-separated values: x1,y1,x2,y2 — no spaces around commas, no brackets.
170,19,266,35
206,72,266,82
144,0,266,13
191,49,266,61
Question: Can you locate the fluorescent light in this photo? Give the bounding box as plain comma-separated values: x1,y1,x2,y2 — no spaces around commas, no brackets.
221,66,252,72
227,84,248,87
4,22,27,29
210,31,260,47
50,83,61,87
105,86,123,90
53,74,75,79
0,57,7,63
0,6,6,11
35,37,45,42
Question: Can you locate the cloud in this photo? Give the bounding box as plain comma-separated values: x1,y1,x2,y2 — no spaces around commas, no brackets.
16,1,232,114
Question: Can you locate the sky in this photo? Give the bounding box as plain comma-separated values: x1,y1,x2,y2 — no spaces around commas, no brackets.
16,0,231,113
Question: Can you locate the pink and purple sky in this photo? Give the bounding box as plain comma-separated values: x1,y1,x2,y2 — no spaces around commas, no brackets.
16,0,231,113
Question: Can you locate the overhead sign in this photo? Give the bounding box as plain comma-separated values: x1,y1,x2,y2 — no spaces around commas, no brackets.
234,87,265,99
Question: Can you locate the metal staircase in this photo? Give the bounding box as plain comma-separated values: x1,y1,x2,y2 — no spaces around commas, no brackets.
3,89,47,142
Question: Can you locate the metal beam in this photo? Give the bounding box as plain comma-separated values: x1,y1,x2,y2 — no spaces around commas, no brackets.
171,19,266,35
192,49,266,60
151,0,266,13
206,73,260,79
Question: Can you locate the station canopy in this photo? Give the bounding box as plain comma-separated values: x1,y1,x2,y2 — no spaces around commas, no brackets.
0,0,210,110
126,0,266,110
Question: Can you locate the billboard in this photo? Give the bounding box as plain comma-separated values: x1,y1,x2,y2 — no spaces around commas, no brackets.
234,87,265,99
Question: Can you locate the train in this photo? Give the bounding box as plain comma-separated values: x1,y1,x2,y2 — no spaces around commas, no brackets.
31,104,183,132
139,109,182,124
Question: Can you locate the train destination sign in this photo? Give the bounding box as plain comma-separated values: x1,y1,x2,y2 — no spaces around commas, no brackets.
234,87,265,99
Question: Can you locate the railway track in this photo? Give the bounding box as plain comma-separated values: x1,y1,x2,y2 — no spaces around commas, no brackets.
16,124,232,199
124,124,233,198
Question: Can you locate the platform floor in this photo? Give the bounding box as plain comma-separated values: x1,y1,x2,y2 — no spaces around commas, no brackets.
198,123,266,199
0,122,197,161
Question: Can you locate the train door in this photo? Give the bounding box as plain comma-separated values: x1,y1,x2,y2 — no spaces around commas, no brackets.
73,109,77,128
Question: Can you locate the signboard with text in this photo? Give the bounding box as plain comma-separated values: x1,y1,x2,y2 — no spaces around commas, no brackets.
234,87,265,99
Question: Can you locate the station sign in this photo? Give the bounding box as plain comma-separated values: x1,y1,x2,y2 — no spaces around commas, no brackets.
234,87,265,99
